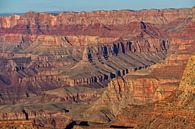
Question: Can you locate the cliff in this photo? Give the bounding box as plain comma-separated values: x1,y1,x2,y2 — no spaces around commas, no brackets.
109,54,195,129
0,7,194,44
0,19,168,89
78,31,195,124
74,52,195,129
89,69,178,117
0,7,195,31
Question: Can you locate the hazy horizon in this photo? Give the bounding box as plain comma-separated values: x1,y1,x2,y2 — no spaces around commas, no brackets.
0,0,194,14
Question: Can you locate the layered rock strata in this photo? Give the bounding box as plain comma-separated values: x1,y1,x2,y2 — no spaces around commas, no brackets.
0,20,168,88
0,7,194,129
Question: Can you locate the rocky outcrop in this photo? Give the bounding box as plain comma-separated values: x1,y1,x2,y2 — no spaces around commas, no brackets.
78,32,195,124
0,111,71,129
179,55,195,91
129,53,195,129
0,34,119,46
176,54,195,107
90,70,178,116
0,110,66,120
0,84,103,105
82,38,168,62
33,116,71,129
74,51,195,129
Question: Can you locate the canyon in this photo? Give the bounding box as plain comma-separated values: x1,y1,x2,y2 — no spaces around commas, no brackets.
0,7,194,129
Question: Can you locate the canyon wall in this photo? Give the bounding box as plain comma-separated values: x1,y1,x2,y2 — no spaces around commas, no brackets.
0,7,194,45
0,20,168,89
112,53,195,129
0,7,195,30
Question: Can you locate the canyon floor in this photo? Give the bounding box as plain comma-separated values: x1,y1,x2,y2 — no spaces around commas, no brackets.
0,7,194,129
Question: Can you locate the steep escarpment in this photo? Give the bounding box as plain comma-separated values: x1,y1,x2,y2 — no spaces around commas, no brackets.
0,7,195,35
77,24,195,124
0,103,72,129
0,7,194,44
87,69,178,119
73,54,195,129
0,20,168,89
176,54,195,106
126,53,195,129
0,12,170,106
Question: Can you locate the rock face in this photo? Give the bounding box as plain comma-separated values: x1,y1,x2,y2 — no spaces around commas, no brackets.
0,18,168,91
73,9,195,125
0,7,194,34
84,37,195,119
74,54,195,129
77,58,184,124
0,112,71,129
179,55,195,92
90,69,179,116
124,53,195,129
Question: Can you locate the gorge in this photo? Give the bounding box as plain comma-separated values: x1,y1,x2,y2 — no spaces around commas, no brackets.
0,6,194,129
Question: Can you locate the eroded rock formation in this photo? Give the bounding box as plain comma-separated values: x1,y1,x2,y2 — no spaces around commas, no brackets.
0,7,194,129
